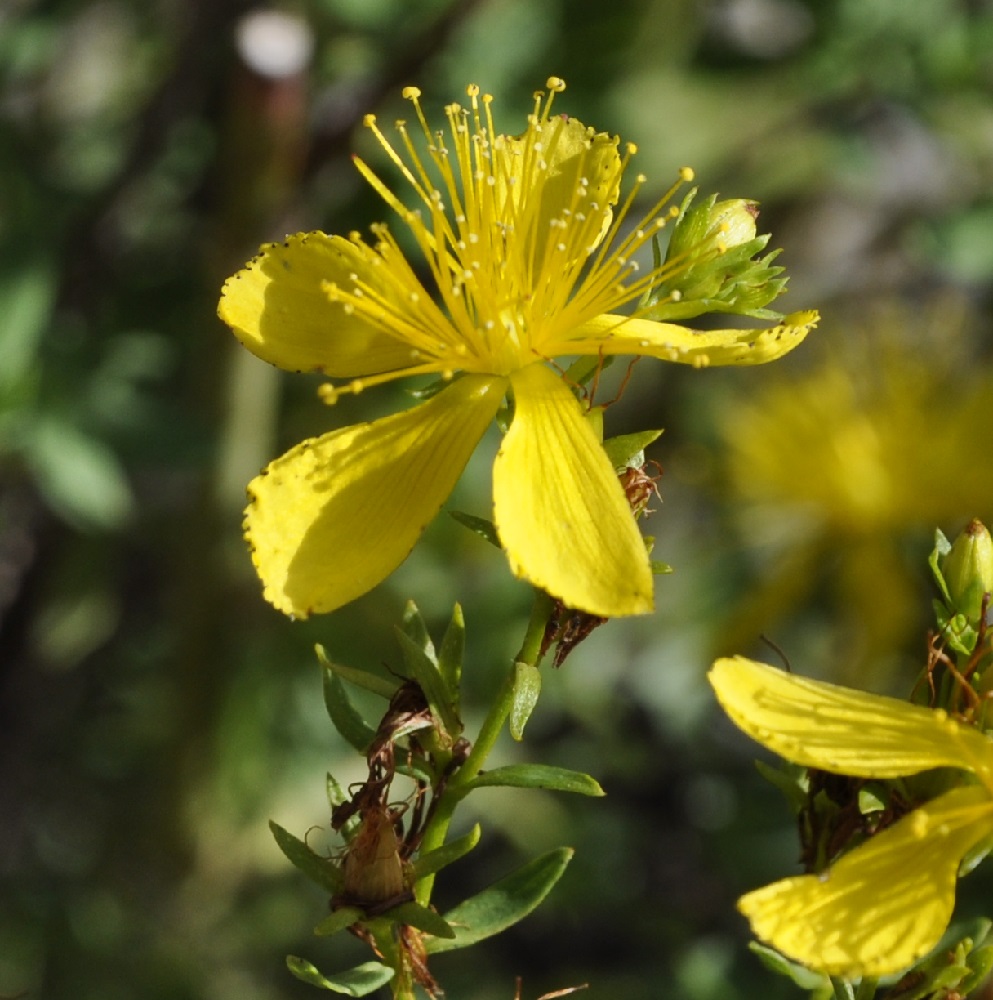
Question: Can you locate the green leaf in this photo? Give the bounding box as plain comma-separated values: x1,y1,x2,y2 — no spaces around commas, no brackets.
748,943,829,991
410,824,481,882
427,847,574,954
269,820,343,895
509,661,541,741
327,772,348,812
286,957,394,995
395,628,461,742
930,528,953,604
317,645,397,699
28,419,133,530
437,603,465,706
387,901,456,939
449,510,500,548
466,765,604,797
0,258,55,388
320,655,377,754
602,429,663,470
400,600,435,659
314,906,363,937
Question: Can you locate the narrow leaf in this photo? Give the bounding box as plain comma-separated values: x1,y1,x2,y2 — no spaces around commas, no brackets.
602,429,663,470
401,600,436,659
286,957,393,995
327,772,348,812
395,628,461,741
510,662,541,741
427,847,574,954
449,510,500,548
317,645,397,698
437,603,465,704
269,821,343,895
748,943,829,991
467,765,604,797
321,661,377,754
411,824,481,882
314,906,363,937
388,901,456,939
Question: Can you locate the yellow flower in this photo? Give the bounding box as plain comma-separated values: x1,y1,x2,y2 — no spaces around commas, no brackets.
709,655,993,978
219,79,816,619
715,311,993,682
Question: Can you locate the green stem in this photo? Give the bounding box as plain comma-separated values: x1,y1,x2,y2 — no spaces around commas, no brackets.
413,589,554,905
853,978,877,1000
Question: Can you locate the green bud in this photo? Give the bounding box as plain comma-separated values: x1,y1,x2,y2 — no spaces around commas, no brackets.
643,190,788,321
942,519,993,624
666,193,759,261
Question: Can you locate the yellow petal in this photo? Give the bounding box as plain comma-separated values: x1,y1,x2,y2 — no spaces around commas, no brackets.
493,363,652,616
564,310,818,367
219,232,419,376
246,375,505,617
496,117,621,259
739,785,993,977
709,656,993,781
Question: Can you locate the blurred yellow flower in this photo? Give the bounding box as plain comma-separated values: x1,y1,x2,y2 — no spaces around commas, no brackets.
220,79,815,619
709,655,993,978
716,313,993,677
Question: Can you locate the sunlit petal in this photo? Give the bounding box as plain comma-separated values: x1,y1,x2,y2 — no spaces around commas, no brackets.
709,656,993,781
565,310,818,367
493,363,653,616
219,232,420,376
246,375,505,617
739,785,993,977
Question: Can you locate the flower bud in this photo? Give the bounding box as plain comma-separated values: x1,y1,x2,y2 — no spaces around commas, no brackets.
942,519,993,624
666,194,758,263
644,191,786,321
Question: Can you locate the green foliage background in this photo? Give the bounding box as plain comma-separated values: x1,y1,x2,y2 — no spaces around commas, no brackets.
3,1,993,997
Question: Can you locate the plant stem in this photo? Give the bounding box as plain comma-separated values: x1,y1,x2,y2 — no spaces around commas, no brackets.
413,588,554,904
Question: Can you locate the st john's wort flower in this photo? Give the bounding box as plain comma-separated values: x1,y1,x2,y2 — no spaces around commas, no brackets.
219,79,816,619
709,655,993,978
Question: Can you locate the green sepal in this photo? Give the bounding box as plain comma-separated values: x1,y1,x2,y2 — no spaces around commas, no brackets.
426,847,574,954
510,661,541,741
387,901,456,939
651,560,674,576
602,429,663,471
394,628,461,743
449,509,500,548
410,824,481,882
313,906,363,937
747,942,830,992
286,957,394,995
319,652,378,754
437,603,465,711
269,820,343,895
466,764,604,797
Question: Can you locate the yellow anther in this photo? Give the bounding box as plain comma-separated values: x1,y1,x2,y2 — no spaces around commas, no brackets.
679,166,695,182
466,83,480,97
402,86,421,99
350,379,364,394
363,113,376,127
626,142,638,155
546,76,566,92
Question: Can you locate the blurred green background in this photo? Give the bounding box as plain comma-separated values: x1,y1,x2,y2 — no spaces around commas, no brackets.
3,0,993,997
